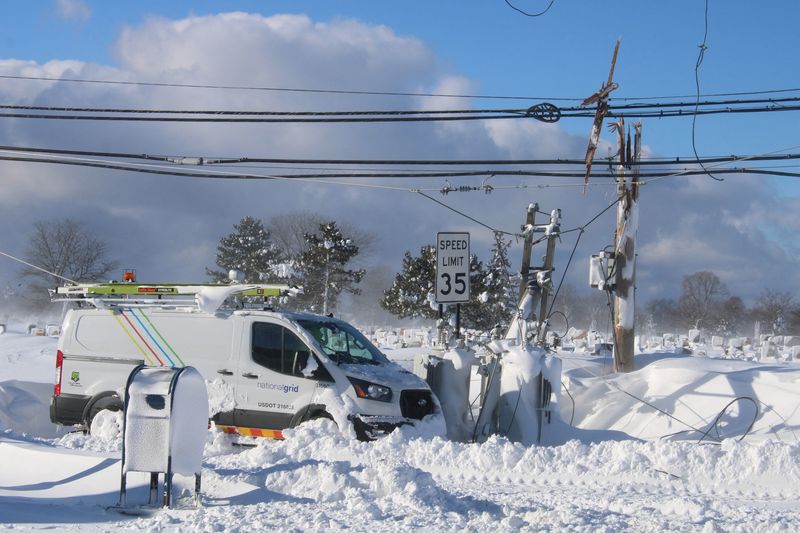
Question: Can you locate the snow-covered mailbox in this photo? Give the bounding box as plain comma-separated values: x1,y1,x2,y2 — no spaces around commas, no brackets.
118,365,208,508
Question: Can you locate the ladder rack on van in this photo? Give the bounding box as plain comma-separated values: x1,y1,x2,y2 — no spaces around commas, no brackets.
51,282,302,312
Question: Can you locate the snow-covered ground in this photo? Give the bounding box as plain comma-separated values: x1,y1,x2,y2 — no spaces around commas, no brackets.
2,326,800,531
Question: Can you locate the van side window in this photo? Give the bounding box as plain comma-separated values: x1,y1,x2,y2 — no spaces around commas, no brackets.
251,323,330,380
284,330,311,376
252,322,283,373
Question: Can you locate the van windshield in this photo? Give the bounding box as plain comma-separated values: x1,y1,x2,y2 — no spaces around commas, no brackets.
297,320,387,365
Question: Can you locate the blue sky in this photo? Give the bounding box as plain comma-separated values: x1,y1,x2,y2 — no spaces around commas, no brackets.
4,1,799,157
1,1,800,309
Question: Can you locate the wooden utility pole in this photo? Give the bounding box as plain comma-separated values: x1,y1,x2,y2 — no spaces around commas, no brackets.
537,209,560,342
612,120,641,372
518,203,538,300
581,38,621,191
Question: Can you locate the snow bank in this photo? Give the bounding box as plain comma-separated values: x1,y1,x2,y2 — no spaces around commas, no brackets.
3,321,800,529
0,380,62,438
0,332,57,383
563,352,800,442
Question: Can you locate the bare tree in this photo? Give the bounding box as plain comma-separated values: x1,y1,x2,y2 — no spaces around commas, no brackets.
752,289,795,335
22,219,118,303
267,211,375,266
715,295,746,336
677,271,728,330
644,298,681,334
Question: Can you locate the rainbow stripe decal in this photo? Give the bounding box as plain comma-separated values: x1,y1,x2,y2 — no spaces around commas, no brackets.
111,308,185,367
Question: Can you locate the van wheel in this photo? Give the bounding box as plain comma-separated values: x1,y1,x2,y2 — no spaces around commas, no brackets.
84,395,122,434
301,409,333,424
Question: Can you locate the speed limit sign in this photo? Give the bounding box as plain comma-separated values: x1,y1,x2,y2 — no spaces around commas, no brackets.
435,232,470,304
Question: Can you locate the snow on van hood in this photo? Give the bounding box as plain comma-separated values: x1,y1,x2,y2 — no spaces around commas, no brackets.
339,360,429,390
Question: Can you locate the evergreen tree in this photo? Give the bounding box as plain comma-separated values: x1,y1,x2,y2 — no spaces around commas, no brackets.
207,216,283,283
381,246,438,320
381,244,493,331
294,222,364,314
479,233,517,328
459,254,491,331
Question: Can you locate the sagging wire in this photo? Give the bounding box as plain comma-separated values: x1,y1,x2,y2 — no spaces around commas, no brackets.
504,0,555,17
472,355,502,443
546,196,622,322
0,250,78,284
546,310,569,340
697,396,758,443
566,355,711,437
659,397,759,444
638,142,800,187
414,190,522,237
691,0,723,182
561,381,576,426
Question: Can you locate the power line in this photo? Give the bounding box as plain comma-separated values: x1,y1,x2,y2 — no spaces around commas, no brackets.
5,73,800,103
1,102,797,123
3,144,800,180
0,111,529,124
415,191,520,236
0,103,528,115
5,152,800,181
691,0,723,181
0,73,582,102
0,250,78,284
569,105,800,119
638,142,800,186
4,95,800,118
0,150,614,192
5,144,800,168
504,0,556,17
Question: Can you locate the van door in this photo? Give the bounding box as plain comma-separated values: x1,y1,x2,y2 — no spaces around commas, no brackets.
234,320,328,430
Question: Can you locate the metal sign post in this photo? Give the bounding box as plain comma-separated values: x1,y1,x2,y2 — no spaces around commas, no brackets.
435,232,470,339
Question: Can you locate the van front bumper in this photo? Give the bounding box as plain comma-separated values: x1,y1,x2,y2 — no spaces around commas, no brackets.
349,412,444,441
349,414,410,440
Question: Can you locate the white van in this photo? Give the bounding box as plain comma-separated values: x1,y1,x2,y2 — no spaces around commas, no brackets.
50,303,442,440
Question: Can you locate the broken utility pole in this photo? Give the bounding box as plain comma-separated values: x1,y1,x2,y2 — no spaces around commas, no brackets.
581,38,621,192
611,120,641,372
518,203,538,300
536,209,560,343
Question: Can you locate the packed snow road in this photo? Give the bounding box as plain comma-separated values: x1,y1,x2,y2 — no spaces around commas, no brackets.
1,331,800,531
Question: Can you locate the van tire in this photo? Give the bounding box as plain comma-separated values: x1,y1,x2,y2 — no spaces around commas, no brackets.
306,410,333,423
83,393,122,433
292,405,334,428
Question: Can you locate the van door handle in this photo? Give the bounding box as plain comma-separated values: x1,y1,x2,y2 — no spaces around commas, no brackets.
217,369,233,375
242,372,259,379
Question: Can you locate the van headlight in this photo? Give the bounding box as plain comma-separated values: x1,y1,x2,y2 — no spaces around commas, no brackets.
347,377,392,402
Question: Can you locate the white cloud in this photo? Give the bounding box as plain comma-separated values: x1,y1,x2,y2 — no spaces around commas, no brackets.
55,0,91,22
0,12,798,305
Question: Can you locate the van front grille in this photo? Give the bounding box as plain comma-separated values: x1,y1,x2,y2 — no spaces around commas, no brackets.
399,390,435,420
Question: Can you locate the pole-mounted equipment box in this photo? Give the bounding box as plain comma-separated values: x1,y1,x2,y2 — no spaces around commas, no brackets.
589,252,616,291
